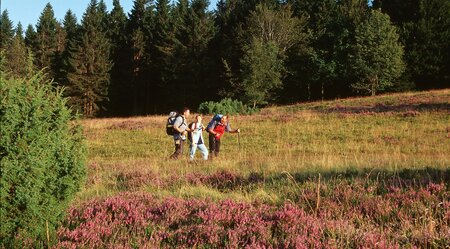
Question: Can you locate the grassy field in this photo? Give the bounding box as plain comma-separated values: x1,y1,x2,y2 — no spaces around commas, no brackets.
55,89,450,248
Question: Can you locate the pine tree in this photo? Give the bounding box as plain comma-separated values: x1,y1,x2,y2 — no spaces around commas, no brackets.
407,0,450,88
172,0,216,108
62,10,79,43
153,0,177,111
66,0,112,117
58,10,79,89
108,0,131,116
53,22,67,86
4,23,29,77
35,3,58,79
98,0,110,32
24,24,37,49
0,10,14,50
128,0,153,114
349,10,405,95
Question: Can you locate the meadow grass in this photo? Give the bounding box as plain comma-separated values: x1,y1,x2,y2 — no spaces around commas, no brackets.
75,89,449,203
53,90,450,248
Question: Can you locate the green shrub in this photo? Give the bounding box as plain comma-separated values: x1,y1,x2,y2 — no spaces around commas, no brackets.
197,98,258,115
0,72,86,247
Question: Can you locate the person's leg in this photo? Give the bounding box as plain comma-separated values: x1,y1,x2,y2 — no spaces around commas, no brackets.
214,139,221,157
189,143,197,160
170,139,182,159
197,144,209,160
179,140,184,157
209,134,216,155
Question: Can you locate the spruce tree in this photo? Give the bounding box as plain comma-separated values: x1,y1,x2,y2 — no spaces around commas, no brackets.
62,10,79,43
59,10,79,88
153,0,177,111
0,10,14,50
24,24,37,50
172,0,216,108
4,23,29,78
128,0,152,114
53,22,67,86
35,3,58,79
407,0,450,88
66,0,112,117
108,0,131,116
98,0,110,32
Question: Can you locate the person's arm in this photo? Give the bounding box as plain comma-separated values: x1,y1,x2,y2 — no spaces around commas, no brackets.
207,121,217,135
226,122,240,133
186,120,194,132
173,117,184,133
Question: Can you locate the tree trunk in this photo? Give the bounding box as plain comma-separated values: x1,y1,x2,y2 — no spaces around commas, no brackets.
321,82,324,101
371,75,378,96
307,82,311,101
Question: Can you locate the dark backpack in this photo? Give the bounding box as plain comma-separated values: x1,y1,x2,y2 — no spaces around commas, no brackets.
206,114,223,131
166,112,184,135
187,122,196,142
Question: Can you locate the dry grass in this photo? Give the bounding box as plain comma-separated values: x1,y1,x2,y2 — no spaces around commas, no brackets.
75,89,450,202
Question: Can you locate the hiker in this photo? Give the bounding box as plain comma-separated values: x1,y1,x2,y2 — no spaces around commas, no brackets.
170,107,192,159
188,115,208,161
207,114,240,158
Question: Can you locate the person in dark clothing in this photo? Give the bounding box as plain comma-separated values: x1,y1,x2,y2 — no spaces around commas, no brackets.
170,107,192,159
206,114,240,158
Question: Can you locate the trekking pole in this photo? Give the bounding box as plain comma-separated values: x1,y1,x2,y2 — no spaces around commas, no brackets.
238,131,241,151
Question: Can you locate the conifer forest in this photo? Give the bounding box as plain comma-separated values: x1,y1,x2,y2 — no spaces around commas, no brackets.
1,0,449,117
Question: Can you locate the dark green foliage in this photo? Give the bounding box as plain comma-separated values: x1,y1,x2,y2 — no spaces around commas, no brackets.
58,10,79,89
171,0,216,110
127,0,154,115
3,23,30,78
235,3,307,107
107,0,131,116
0,10,14,50
34,3,58,80
240,39,283,107
0,71,86,247
2,0,449,116
198,98,258,115
24,24,37,49
66,0,112,117
349,10,405,95
374,0,450,88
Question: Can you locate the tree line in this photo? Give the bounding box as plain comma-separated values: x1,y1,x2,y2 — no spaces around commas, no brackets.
1,0,449,117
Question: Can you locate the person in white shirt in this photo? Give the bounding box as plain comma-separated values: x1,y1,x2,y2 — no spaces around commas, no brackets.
189,115,209,161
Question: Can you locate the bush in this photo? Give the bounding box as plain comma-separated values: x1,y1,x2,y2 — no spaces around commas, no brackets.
198,98,258,115
0,72,86,247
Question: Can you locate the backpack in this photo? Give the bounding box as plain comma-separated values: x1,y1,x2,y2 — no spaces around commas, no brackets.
206,114,223,131
187,122,197,142
166,112,184,135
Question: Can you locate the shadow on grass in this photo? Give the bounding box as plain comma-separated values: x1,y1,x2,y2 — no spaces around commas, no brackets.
197,167,450,192
270,167,450,185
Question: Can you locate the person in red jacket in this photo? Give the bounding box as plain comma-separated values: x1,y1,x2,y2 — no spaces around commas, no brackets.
207,114,240,158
